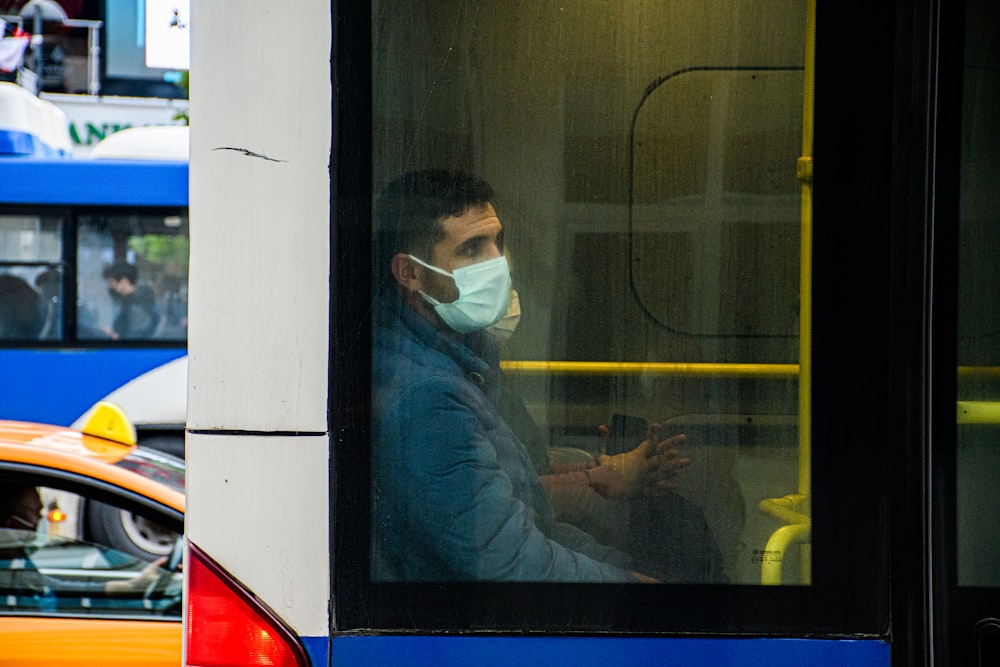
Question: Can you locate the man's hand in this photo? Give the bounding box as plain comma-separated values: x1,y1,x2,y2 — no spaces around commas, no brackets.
590,423,689,499
630,570,660,583
104,557,167,595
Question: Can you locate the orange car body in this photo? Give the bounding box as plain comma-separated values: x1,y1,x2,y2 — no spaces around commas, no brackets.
0,416,185,667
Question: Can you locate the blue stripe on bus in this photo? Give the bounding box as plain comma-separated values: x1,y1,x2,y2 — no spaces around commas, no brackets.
0,159,188,206
0,348,186,425
301,636,329,667
328,636,890,666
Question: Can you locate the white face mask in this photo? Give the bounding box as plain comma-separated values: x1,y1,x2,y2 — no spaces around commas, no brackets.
488,288,521,341
409,254,512,333
31,516,49,547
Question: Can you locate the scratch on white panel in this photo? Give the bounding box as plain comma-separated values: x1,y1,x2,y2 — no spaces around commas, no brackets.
213,146,288,162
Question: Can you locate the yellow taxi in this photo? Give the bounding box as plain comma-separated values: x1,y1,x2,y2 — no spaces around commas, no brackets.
0,402,184,667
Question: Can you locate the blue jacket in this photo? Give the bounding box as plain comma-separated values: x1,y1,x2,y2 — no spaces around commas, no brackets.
372,300,635,582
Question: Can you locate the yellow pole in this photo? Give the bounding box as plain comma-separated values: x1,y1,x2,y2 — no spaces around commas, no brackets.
760,523,812,585
797,0,816,499
500,360,797,378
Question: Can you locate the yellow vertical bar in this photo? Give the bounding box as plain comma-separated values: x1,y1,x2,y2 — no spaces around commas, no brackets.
798,0,816,499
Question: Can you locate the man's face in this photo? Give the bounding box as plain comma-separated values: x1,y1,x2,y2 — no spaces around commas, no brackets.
4,489,42,531
418,203,503,304
106,277,127,297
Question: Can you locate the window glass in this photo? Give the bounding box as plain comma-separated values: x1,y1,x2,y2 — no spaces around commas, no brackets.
955,0,1000,588
78,212,189,341
371,2,809,585
0,215,63,340
0,484,181,618
115,447,186,494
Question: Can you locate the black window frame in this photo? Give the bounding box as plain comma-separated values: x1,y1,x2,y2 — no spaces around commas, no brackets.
329,0,936,639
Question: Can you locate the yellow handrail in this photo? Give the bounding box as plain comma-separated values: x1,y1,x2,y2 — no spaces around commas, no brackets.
957,401,1000,424
760,522,811,586
501,360,1000,380
758,0,816,587
797,0,816,501
500,361,798,378
759,494,810,526
958,366,1000,378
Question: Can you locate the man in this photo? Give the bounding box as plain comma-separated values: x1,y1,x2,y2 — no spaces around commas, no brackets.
102,261,160,340
372,169,682,582
0,484,164,596
0,483,46,534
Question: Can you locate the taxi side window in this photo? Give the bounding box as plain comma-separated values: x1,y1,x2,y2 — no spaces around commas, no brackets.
0,484,181,618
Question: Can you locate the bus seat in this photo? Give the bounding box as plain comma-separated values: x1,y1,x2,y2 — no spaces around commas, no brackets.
0,274,43,339
37,297,60,339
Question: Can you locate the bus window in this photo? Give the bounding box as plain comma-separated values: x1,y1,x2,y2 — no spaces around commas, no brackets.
77,212,189,342
0,214,63,340
370,2,809,586
955,0,1000,589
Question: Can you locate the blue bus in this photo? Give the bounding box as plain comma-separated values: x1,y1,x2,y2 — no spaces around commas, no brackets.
0,151,189,454
182,0,999,665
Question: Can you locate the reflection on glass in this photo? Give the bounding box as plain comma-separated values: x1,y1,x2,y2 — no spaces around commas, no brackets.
956,0,1000,589
371,1,809,584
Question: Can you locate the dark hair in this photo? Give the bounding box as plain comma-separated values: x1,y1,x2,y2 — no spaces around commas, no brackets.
34,268,61,289
373,169,495,293
0,483,37,522
102,261,138,284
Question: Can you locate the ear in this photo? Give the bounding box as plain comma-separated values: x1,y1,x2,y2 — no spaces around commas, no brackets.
390,253,423,293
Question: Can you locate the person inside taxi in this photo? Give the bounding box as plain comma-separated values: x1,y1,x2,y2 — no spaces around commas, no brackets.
0,484,165,596
372,169,684,582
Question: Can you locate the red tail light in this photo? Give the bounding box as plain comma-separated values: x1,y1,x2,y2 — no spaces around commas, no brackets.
186,541,310,667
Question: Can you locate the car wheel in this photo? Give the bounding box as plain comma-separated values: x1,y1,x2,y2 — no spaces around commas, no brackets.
85,500,178,559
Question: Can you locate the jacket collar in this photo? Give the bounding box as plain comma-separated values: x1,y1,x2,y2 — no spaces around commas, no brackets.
377,297,500,388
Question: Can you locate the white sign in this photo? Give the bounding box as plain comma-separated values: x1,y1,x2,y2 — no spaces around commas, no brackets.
145,0,191,70
42,92,189,155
